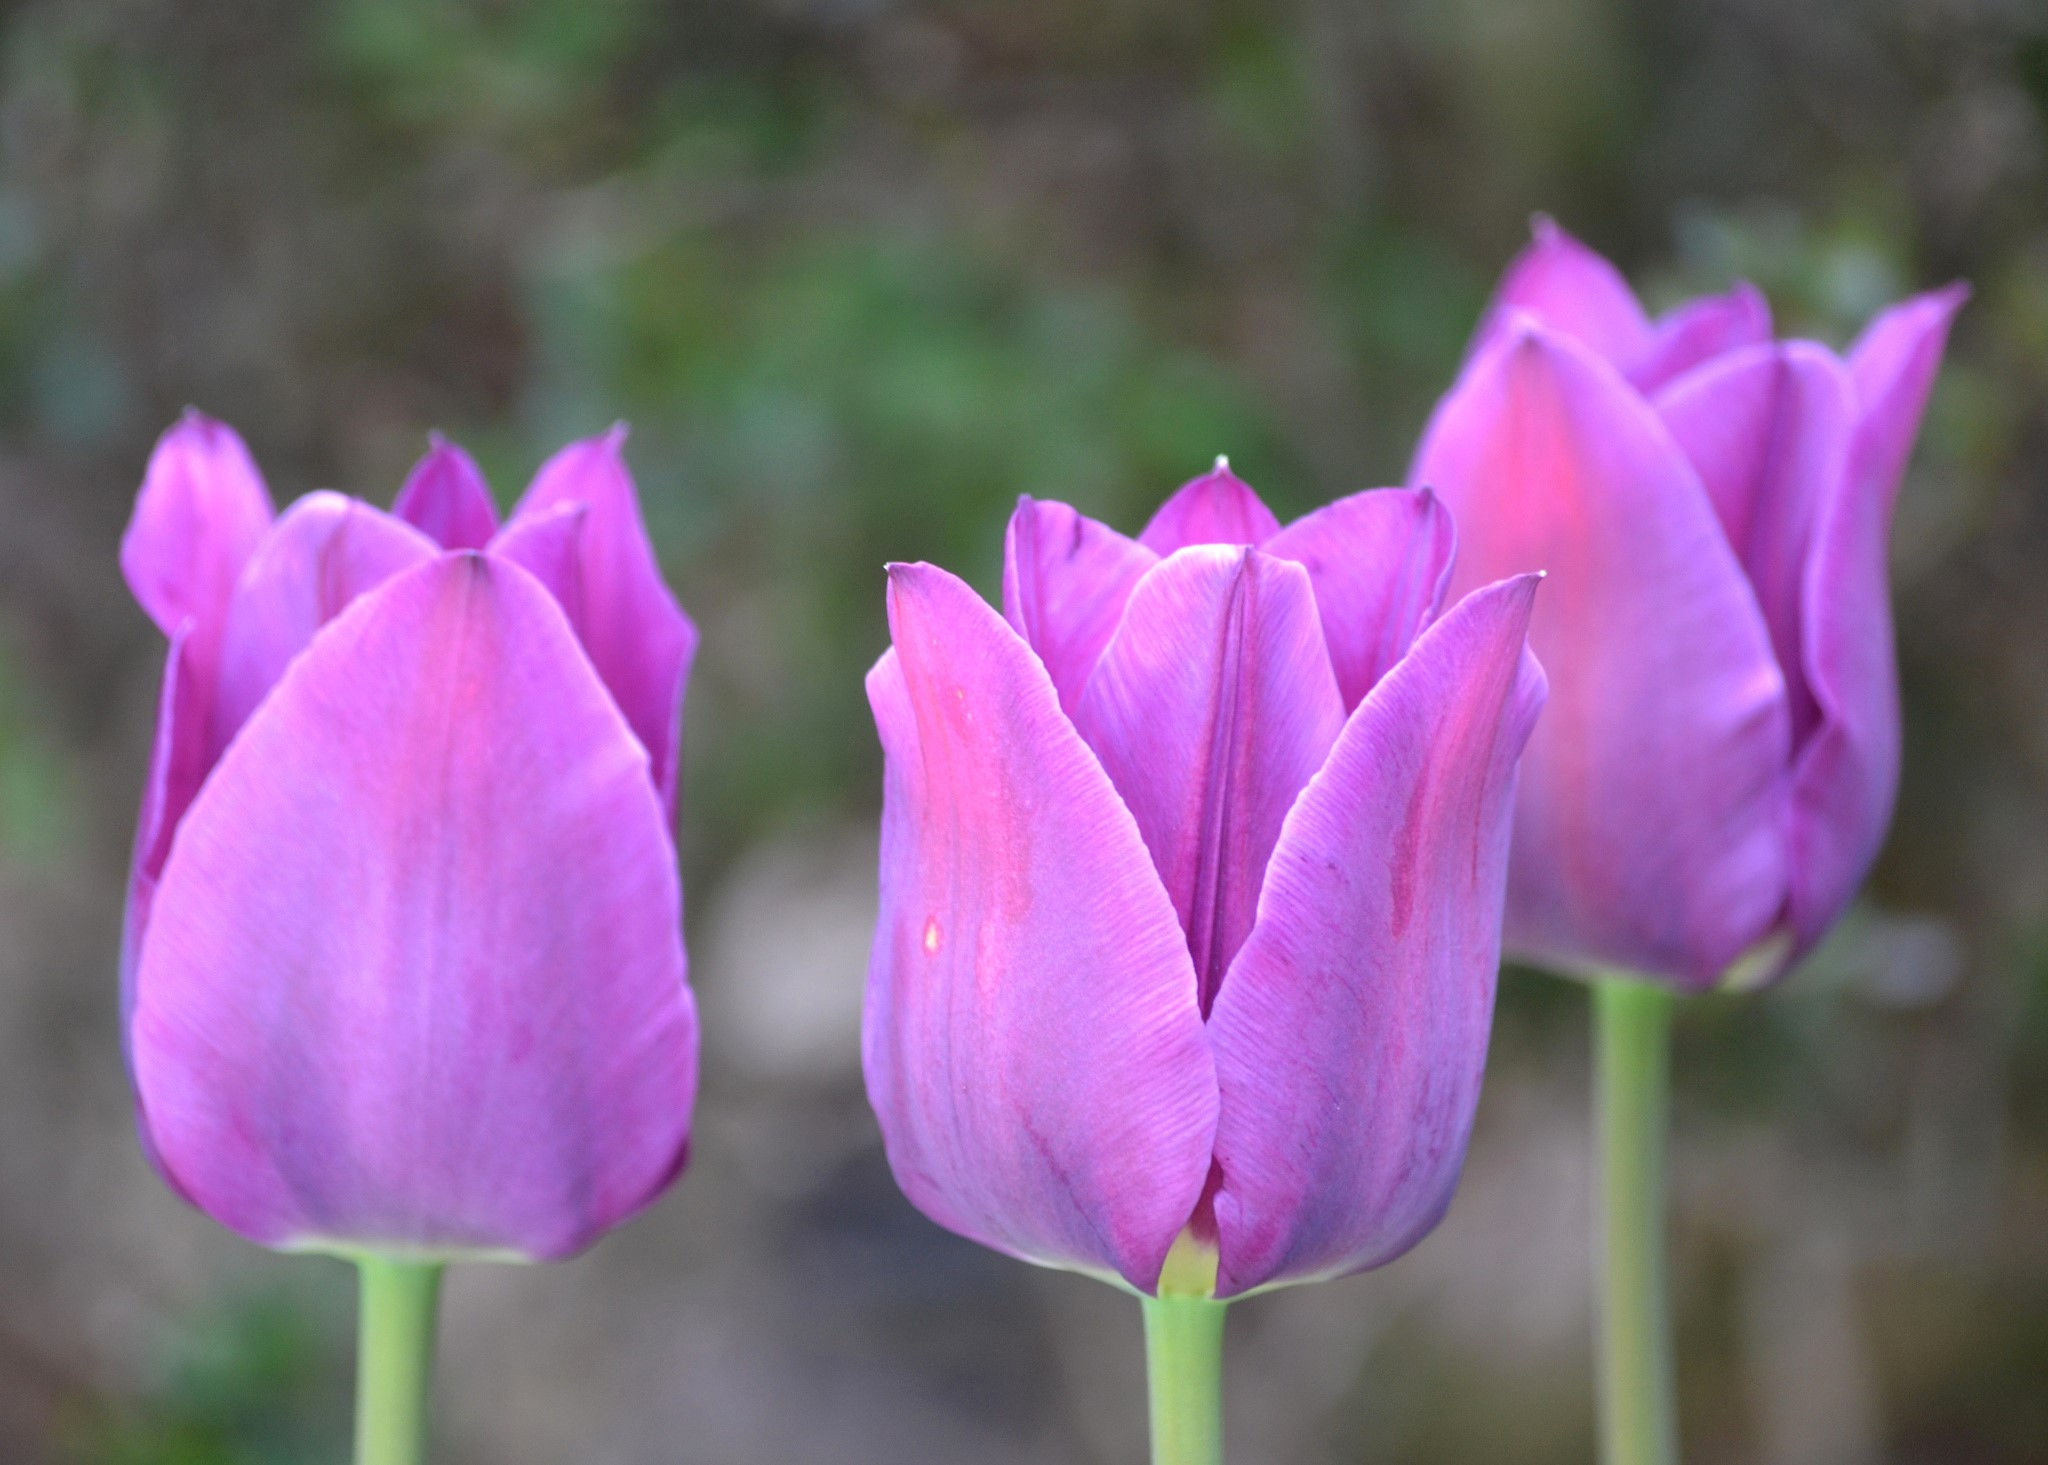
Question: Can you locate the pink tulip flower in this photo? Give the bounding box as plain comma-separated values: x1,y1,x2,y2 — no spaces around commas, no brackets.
863,465,1546,1297
120,414,698,1260
1414,218,1963,991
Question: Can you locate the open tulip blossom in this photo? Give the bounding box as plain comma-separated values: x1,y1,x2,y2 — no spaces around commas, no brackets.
1412,218,1963,1465
863,464,1546,1463
120,414,699,1465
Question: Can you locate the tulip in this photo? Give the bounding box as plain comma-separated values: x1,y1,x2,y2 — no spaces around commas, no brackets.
864,463,1545,1463
1421,217,1964,992
1412,218,1963,1465
119,414,698,1465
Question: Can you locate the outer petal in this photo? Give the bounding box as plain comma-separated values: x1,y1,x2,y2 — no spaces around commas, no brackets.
1000,496,1159,714
1656,343,1856,748
1137,460,1284,553
1476,216,1653,370
1264,487,1456,709
1785,286,1965,953
120,411,276,645
1414,321,1791,989
131,554,696,1259
862,564,1216,1292
1634,282,1773,393
392,436,499,550
1205,575,1544,1296
1072,548,1344,1012
120,413,276,1031
502,427,697,811
123,626,201,1028
212,493,440,754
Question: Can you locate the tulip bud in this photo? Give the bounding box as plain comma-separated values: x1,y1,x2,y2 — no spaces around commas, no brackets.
1415,218,1962,991
863,468,1545,1297
120,417,698,1260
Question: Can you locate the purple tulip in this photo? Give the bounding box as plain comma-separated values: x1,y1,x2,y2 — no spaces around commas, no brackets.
1415,218,1964,991
863,464,1546,1297
119,414,698,1260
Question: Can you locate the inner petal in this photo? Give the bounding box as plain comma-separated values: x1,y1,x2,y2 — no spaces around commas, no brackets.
212,493,439,757
1073,547,1345,1014
1655,342,1854,751
1137,460,1284,554
1001,496,1158,714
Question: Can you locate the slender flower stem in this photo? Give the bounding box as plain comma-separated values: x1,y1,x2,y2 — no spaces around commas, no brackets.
353,1257,445,1465
1593,976,1678,1465
1142,1292,1227,1465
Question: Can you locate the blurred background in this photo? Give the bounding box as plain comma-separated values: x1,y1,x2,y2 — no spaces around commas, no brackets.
0,0,2040,1461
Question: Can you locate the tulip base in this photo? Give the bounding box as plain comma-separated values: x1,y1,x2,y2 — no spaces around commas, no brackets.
353,1257,444,1465
1142,1293,1227,1465
1593,977,1677,1465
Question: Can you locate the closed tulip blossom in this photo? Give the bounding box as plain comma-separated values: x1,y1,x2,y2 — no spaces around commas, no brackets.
120,415,698,1465
1412,219,1963,1465
864,464,1545,1463
1418,218,1964,993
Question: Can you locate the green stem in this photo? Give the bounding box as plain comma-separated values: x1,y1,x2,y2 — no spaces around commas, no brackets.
353,1257,444,1465
1141,1293,1227,1465
1593,977,1678,1465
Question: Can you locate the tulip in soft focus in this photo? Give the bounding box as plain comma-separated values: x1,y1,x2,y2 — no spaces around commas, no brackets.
863,464,1546,1297
120,415,699,1260
1414,218,1963,992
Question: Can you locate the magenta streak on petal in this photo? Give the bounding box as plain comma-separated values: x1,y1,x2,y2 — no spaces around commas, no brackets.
212,493,439,757
393,436,500,550
1001,496,1159,715
1074,548,1344,1014
1137,461,1284,554
1206,575,1546,1296
862,564,1215,1291
1265,487,1456,710
131,553,696,1258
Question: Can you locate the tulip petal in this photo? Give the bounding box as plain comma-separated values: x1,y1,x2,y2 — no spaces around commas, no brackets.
1657,343,1855,748
1634,282,1773,393
131,554,697,1259
1479,216,1653,370
393,437,499,550
504,427,697,810
1204,575,1544,1295
1415,322,1790,988
1001,496,1159,714
1264,487,1456,709
1785,286,1964,952
120,413,277,1033
1137,461,1283,553
123,625,202,1026
213,493,440,754
1072,548,1345,1012
864,564,1215,1291
120,412,275,645
489,501,589,620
